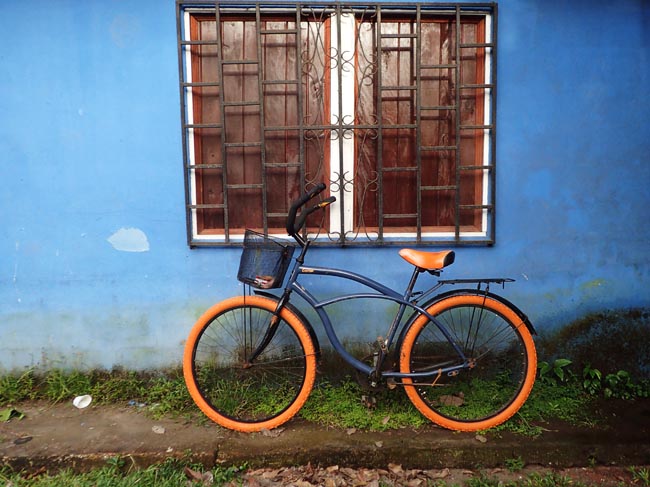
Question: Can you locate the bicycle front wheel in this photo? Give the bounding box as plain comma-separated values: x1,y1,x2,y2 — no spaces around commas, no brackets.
183,295,317,432
400,294,537,431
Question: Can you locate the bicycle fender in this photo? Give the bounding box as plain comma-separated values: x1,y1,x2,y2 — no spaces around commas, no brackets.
252,290,322,359
425,289,536,335
396,289,536,352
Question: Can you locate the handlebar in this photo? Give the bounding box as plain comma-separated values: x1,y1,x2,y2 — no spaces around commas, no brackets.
286,183,336,240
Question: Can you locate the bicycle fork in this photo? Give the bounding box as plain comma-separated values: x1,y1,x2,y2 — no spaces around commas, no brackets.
243,290,291,367
244,241,311,367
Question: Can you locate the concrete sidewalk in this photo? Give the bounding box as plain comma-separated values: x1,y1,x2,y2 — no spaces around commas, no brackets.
1,400,649,473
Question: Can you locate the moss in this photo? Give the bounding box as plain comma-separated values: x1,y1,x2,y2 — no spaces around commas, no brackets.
537,308,650,379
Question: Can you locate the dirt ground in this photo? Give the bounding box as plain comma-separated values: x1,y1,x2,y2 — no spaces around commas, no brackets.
1,399,649,485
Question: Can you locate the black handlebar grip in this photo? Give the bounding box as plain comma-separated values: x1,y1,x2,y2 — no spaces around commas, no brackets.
292,196,337,235
286,183,326,235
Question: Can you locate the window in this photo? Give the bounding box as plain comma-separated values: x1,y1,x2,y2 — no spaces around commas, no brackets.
177,2,497,246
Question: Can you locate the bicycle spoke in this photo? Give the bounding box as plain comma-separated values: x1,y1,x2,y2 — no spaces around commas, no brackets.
401,296,536,430
185,298,316,430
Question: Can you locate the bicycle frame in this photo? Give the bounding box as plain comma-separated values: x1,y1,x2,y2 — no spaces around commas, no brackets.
245,183,525,383
275,255,471,382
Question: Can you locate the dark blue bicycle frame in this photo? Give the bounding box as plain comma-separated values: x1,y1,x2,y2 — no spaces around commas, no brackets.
284,262,471,380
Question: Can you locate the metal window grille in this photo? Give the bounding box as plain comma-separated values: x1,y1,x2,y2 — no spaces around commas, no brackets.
177,1,497,246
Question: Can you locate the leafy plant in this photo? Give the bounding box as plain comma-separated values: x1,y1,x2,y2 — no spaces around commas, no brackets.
538,358,573,385
581,363,650,400
604,370,636,399
582,363,602,396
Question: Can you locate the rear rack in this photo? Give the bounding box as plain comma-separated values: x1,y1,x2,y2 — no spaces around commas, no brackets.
438,278,515,286
414,277,515,304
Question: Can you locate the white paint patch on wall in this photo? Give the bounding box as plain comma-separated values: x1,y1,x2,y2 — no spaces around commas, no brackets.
108,227,150,252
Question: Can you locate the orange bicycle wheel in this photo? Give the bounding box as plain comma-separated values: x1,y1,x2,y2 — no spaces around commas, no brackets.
400,294,537,431
183,295,317,432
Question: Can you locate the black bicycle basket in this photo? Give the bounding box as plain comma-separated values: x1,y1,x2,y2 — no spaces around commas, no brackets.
237,230,296,289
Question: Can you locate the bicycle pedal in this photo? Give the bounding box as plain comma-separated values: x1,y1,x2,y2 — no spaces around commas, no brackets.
361,395,377,409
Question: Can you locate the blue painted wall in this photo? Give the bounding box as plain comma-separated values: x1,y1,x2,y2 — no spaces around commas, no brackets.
1,0,649,371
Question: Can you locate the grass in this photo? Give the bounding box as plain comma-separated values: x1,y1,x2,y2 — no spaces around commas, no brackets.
499,378,596,436
303,372,599,437
301,378,429,430
0,366,603,435
0,368,193,419
463,471,596,487
0,457,242,487
504,456,525,473
0,367,642,486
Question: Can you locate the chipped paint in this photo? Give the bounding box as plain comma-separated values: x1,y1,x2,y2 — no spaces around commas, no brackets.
107,228,150,253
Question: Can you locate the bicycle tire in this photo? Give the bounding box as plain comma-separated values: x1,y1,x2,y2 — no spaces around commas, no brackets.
399,294,537,431
183,295,317,432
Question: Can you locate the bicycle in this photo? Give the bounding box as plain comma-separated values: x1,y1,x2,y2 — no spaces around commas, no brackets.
183,183,537,433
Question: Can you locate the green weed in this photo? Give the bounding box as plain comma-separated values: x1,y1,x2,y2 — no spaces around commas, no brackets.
89,369,148,403
518,472,584,487
630,466,650,486
0,369,36,404
43,369,93,403
504,456,525,473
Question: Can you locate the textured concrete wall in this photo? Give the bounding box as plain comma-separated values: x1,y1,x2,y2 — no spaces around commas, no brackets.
1,0,649,371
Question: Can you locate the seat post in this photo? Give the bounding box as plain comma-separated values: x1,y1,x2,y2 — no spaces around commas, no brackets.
404,265,423,299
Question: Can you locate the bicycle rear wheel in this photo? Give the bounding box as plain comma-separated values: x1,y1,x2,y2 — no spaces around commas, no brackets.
400,294,536,431
183,295,317,432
